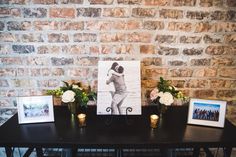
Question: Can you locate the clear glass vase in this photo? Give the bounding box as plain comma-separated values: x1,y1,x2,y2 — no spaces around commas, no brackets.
68,102,77,116
159,103,168,118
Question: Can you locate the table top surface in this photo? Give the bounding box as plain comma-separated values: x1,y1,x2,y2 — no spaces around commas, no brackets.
0,106,236,148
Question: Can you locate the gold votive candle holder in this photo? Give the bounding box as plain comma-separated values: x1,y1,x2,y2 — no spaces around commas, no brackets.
77,113,86,127
150,114,159,129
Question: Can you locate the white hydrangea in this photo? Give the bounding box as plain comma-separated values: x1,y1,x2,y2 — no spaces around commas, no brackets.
159,92,174,106
62,90,76,103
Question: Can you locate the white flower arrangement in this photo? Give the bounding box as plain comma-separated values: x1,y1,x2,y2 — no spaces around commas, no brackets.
150,77,187,115
150,89,174,106
47,81,96,107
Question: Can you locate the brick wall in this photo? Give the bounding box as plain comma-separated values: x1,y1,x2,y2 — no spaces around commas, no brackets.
0,0,236,107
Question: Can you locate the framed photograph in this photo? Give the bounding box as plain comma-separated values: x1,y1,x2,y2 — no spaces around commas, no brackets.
187,98,226,128
97,61,141,115
17,95,54,124
0,108,17,126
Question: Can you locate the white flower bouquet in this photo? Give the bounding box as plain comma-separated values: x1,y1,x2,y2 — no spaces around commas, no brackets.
47,81,96,114
150,77,187,116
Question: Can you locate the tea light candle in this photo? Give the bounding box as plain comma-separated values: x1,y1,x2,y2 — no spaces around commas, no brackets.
77,113,86,127
150,114,159,128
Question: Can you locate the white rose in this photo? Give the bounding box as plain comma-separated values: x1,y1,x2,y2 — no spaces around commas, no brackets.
62,90,76,103
159,92,174,106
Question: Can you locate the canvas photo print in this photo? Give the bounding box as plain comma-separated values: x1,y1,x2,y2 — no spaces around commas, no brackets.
97,61,141,115
17,95,54,124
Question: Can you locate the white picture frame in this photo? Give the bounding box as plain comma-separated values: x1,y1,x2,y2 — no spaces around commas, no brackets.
97,61,141,115
17,95,54,124
187,98,226,128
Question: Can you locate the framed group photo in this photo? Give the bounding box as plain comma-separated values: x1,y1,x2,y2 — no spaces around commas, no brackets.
17,95,54,124
97,61,141,115
187,98,226,128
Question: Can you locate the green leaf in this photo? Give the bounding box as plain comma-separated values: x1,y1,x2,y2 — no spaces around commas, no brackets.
160,77,164,82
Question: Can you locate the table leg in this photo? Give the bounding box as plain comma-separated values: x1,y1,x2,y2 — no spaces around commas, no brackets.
115,149,122,157
224,147,232,157
35,147,43,157
203,147,214,157
193,147,200,157
71,147,77,157
23,148,34,157
5,147,13,157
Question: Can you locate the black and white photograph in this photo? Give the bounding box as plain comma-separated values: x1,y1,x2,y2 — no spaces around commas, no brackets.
97,61,141,115
187,98,226,128
17,96,54,124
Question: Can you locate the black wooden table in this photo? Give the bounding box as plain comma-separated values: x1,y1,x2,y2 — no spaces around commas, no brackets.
0,106,235,157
